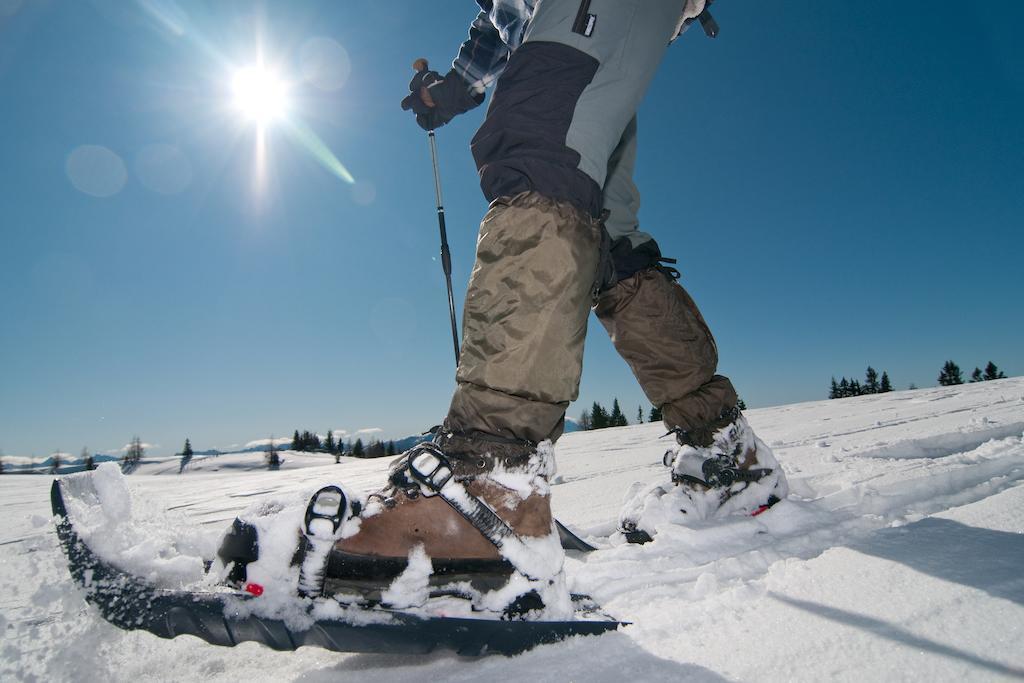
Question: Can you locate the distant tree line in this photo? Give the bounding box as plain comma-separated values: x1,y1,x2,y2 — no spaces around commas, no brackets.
579,399,630,430
829,360,1009,396
829,367,893,399
288,429,397,459
577,396,748,431
939,360,1006,386
24,359,1015,477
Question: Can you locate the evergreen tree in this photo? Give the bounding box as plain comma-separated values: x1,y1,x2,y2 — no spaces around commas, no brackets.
387,440,396,456
736,397,747,410
938,360,964,386
578,410,591,430
829,377,839,399
179,438,194,474
637,406,644,424
608,399,627,427
324,430,336,454
838,378,850,398
850,379,862,396
970,367,983,383
345,440,352,455
864,367,879,394
879,372,893,393
983,361,1006,381
590,402,608,429
82,447,95,471
122,436,144,474
292,429,301,451
352,438,365,458
649,405,663,422
265,437,281,470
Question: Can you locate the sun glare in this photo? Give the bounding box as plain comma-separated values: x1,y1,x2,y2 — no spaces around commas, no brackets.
232,65,288,124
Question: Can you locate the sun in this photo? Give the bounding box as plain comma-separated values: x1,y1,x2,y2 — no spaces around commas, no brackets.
232,64,289,124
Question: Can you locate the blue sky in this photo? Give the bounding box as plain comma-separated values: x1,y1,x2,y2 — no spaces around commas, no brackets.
1,0,1021,458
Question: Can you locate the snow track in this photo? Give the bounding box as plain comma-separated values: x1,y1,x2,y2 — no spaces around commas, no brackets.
2,379,1023,681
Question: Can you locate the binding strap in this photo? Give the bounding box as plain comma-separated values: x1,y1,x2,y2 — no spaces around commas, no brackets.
298,486,354,597
397,444,546,581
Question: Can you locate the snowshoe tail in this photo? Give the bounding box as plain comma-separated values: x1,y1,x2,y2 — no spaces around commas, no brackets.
50,478,621,656
555,519,598,552
619,485,784,545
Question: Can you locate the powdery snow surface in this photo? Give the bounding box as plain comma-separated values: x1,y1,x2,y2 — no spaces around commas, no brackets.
2,380,1024,681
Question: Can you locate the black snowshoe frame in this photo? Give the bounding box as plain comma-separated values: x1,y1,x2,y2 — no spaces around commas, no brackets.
50,478,620,656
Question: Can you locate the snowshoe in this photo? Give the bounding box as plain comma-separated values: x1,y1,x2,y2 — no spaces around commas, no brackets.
619,409,788,543
50,467,622,656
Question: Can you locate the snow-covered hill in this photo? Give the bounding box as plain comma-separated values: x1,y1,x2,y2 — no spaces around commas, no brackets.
2,380,1023,681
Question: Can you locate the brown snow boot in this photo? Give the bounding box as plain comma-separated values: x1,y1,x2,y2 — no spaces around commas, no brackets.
325,429,567,613
618,409,790,543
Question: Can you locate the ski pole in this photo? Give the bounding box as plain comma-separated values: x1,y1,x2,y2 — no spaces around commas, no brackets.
427,128,461,369
410,58,461,368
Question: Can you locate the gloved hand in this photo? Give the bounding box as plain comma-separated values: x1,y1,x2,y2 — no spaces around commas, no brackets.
400,59,483,131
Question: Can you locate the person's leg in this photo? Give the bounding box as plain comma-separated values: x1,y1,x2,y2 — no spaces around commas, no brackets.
598,112,785,540
448,0,686,447
598,116,737,432
334,2,687,599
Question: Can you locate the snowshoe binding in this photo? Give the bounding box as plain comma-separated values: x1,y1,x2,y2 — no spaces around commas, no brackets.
619,408,788,543
303,432,574,620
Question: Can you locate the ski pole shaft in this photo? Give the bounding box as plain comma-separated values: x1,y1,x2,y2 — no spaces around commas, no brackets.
427,130,461,368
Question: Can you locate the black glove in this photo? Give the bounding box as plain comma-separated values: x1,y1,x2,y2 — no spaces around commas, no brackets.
400,68,483,131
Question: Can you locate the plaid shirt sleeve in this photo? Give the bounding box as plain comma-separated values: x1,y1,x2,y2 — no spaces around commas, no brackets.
451,8,518,94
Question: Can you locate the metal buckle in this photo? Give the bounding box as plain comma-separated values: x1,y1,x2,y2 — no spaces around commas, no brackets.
407,444,453,493
304,485,347,538
662,449,676,468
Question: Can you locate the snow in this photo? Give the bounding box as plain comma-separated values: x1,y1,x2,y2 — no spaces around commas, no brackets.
380,545,433,609
2,379,1023,681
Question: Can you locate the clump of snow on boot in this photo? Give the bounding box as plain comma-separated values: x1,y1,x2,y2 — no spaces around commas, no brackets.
488,440,557,498
381,544,433,609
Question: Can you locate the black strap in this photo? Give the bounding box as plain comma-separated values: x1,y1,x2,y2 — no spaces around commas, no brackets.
681,0,720,39
401,445,546,580
672,467,774,488
298,486,353,597
698,9,719,38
